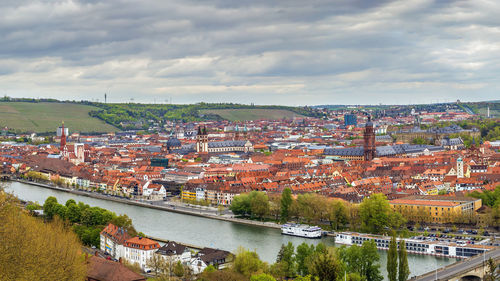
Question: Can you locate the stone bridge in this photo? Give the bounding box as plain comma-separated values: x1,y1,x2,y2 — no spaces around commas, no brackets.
413,248,499,281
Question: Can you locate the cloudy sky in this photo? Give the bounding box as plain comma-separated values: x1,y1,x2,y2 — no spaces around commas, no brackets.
0,0,499,105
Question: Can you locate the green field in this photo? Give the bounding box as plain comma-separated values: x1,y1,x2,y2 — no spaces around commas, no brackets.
200,108,305,121
0,102,118,133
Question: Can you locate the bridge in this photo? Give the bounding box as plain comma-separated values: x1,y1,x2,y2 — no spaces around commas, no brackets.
414,248,500,281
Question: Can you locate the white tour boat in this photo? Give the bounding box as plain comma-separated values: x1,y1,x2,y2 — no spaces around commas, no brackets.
281,224,322,238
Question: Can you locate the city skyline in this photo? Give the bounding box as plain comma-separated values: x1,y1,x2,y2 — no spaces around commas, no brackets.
1,0,499,105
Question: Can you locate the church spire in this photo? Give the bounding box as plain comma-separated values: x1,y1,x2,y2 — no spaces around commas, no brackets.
60,121,67,155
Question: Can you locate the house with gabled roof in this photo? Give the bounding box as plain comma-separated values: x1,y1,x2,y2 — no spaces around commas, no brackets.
155,241,191,264
100,223,132,260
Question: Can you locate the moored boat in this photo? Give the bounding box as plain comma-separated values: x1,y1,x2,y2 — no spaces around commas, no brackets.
281,224,322,238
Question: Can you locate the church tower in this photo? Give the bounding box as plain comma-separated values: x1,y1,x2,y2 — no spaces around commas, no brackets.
60,121,68,157
457,157,464,178
234,124,240,141
196,126,209,153
363,116,376,161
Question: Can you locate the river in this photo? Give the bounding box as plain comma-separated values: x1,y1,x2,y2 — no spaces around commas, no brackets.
3,181,458,279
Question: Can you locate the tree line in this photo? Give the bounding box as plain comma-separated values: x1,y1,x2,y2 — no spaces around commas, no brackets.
469,186,500,229
230,189,406,234
231,186,500,232
196,240,391,281
41,196,139,247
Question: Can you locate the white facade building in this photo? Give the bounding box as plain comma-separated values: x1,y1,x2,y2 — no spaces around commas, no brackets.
124,237,160,271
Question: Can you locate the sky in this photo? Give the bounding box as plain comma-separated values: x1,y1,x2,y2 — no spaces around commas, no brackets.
0,0,499,105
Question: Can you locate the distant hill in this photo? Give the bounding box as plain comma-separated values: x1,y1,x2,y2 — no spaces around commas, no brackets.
199,108,305,121
0,98,323,131
87,103,321,129
0,102,118,134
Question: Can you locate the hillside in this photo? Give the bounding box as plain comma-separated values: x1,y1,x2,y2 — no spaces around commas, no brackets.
88,103,321,129
0,102,118,133
200,108,305,121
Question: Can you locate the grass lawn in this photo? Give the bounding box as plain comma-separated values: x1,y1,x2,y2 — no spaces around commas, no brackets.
0,102,118,133
200,108,305,121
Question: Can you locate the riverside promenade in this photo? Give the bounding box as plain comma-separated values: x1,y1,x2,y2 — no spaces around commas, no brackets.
11,179,282,230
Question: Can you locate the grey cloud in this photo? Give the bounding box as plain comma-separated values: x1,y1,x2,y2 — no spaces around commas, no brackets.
0,0,498,104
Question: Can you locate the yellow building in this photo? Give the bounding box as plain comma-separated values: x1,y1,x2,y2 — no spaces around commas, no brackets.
390,195,482,224
181,188,196,201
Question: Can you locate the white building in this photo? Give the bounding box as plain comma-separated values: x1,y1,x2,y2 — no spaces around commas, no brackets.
196,187,206,201
99,223,131,260
124,237,160,271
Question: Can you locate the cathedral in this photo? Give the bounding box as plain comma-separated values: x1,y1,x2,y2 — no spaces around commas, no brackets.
195,126,253,154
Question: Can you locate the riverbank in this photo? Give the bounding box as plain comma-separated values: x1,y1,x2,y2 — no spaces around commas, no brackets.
6,180,462,277
11,179,283,230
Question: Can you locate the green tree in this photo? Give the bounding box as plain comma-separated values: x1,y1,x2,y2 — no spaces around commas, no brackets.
203,264,217,273
348,272,364,281
43,196,59,220
398,240,410,281
275,242,296,278
232,247,267,278
111,214,137,236
293,276,314,281
411,137,429,145
328,200,348,230
249,191,270,219
65,199,76,207
251,273,276,281
280,188,293,223
230,194,251,216
66,203,81,223
338,244,364,277
296,242,315,276
314,243,327,255
296,193,329,224
359,193,404,233
308,248,342,281
387,233,398,281
360,241,383,281
469,186,500,207
173,260,184,277
53,203,68,220
26,203,41,212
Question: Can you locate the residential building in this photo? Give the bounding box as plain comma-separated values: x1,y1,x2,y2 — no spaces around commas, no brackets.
100,223,131,260
124,237,160,271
